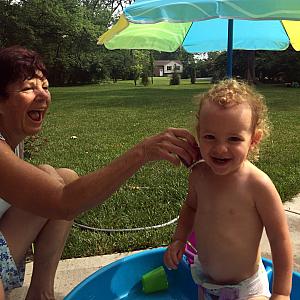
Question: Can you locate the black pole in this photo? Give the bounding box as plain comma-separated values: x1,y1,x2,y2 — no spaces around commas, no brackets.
227,19,233,78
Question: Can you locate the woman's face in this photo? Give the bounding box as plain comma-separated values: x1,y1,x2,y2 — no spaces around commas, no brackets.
0,70,51,141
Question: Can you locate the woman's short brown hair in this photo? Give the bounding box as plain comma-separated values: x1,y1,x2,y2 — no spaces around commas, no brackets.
0,45,47,98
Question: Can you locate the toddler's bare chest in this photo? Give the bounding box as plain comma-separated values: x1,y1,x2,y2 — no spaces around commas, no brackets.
194,180,259,230
198,181,251,210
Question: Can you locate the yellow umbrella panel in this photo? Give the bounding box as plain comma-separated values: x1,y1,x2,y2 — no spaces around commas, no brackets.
98,14,192,52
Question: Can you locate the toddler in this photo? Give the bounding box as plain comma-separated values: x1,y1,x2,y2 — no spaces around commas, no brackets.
164,80,292,300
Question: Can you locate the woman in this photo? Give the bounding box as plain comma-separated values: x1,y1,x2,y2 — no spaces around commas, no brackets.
0,46,199,299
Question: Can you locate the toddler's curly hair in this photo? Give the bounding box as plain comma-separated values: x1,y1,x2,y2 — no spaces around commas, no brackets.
194,79,270,161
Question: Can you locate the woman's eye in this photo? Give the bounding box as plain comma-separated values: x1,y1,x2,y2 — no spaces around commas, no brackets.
43,86,49,91
21,87,34,93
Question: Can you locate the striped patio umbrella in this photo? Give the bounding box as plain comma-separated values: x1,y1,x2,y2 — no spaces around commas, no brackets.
98,0,300,77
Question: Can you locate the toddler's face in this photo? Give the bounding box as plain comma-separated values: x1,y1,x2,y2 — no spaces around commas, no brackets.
198,101,255,176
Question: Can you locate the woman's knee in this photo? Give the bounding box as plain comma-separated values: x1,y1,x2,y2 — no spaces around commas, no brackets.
37,165,78,185
37,164,56,174
55,168,79,184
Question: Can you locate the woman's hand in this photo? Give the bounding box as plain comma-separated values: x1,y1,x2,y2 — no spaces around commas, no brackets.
138,128,200,167
163,240,186,270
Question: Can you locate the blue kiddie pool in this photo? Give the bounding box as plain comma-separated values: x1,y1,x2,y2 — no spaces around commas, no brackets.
65,248,300,300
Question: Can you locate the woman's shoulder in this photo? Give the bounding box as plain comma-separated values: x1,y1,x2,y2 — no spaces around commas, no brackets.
0,137,19,160
0,133,5,141
0,133,22,158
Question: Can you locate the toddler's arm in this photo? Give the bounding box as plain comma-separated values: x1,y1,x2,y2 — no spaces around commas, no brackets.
164,176,197,269
255,176,293,299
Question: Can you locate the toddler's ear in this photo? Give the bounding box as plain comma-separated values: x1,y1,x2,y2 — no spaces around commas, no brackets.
251,129,263,148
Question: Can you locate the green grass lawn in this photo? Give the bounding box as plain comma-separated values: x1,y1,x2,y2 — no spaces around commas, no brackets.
26,77,300,258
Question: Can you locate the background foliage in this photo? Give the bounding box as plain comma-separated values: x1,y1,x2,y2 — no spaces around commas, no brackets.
1,0,300,85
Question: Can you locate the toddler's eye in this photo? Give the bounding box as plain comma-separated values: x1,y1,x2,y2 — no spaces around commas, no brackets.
203,134,215,140
228,136,242,142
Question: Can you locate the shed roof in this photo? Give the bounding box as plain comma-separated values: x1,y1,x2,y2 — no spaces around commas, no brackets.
154,60,183,66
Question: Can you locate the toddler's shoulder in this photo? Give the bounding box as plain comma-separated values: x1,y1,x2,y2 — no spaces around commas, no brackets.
189,159,208,175
247,162,277,193
188,160,212,188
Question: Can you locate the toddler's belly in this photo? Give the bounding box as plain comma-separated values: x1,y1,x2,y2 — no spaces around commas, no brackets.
195,233,261,284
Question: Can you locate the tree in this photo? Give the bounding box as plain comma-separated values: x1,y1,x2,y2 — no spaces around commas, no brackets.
81,0,134,16
245,51,256,84
129,50,151,85
1,0,114,84
256,47,300,83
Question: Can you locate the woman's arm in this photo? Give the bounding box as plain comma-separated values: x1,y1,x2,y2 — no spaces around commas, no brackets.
0,128,199,219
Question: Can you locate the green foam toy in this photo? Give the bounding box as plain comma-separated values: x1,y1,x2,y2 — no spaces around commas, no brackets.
141,266,169,294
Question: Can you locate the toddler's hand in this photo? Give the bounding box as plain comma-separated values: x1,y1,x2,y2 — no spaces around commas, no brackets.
164,240,186,270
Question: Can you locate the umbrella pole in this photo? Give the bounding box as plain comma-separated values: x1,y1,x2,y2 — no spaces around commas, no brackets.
227,19,233,78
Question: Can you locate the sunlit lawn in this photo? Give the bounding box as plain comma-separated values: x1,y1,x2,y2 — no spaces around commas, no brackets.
26,77,300,258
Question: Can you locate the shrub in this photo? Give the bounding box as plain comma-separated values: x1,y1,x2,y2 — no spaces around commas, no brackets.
170,71,180,85
140,71,150,86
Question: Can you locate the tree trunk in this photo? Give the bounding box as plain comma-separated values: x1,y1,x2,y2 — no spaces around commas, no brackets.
245,50,256,84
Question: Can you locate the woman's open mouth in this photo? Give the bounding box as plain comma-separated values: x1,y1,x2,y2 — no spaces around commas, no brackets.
28,110,43,122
